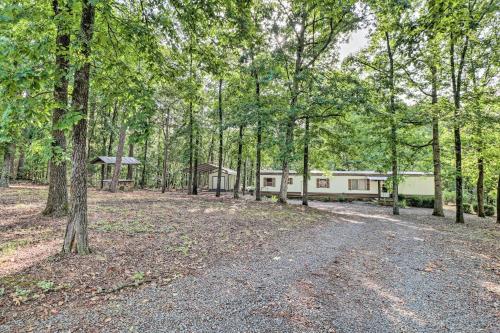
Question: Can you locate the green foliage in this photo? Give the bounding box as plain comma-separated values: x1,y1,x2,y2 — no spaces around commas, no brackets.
472,204,496,217
36,280,55,293
402,196,434,208
463,204,473,214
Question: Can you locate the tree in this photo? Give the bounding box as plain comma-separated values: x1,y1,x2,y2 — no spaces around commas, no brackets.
44,0,71,216
63,0,95,254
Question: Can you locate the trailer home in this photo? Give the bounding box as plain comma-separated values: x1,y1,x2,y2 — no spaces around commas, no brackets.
260,170,434,199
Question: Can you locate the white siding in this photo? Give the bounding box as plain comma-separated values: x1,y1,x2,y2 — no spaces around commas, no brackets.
399,176,434,196
260,173,434,196
261,174,302,193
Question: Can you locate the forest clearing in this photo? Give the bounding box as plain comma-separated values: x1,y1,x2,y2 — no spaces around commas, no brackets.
1,0,499,331
1,184,499,331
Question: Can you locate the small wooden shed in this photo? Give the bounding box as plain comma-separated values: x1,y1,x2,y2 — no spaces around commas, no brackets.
90,156,141,191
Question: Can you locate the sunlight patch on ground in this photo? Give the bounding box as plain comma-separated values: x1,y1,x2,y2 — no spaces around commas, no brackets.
0,240,60,276
481,281,500,296
360,276,426,327
339,217,365,224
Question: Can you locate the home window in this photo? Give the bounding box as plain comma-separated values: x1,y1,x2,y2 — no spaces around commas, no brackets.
288,177,293,185
316,178,329,188
264,177,275,187
348,179,370,191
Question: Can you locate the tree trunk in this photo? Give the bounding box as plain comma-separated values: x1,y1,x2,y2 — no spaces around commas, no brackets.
192,131,199,195
161,109,170,193
126,144,134,180
106,103,118,179
63,0,95,255
385,32,399,215
496,174,499,223
187,101,193,194
16,149,25,180
477,156,485,217
430,66,444,216
0,144,14,187
141,135,148,188
450,34,467,224
254,75,262,202
242,157,247,196
110,124,126,193
302,116,310,206
216,78,223,197
234,125,244,199
44,0,70,216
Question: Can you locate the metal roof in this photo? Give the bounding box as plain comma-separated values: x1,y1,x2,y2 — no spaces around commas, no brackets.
90,156,141,165
182,163,236,175
260,170,432,177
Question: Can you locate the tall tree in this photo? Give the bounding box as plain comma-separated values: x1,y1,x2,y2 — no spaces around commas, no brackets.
63,0,95,254
44,0,71,216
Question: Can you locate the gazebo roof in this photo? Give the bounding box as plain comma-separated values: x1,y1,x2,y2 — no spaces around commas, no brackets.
90,156,141,165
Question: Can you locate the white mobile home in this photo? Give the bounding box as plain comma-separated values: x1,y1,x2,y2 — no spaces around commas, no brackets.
260,170,434,199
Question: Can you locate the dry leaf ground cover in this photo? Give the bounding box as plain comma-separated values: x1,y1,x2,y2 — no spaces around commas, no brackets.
1,185,499,332
0,184,326,326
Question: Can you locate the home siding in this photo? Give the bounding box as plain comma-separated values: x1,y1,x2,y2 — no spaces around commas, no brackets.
260,172,434,198
399,176,434,196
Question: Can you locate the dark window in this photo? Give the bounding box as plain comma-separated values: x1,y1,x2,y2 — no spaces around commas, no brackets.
288,177,293,185
316,178,329,188
348,179,370,191
264,177,275,187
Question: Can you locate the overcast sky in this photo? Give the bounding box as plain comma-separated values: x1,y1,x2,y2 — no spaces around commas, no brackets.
338,27,370,62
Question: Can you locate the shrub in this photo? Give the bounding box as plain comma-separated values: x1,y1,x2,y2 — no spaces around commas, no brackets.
443,191,455,205
402,196,434,208
463,204,473,214
471,204,495,216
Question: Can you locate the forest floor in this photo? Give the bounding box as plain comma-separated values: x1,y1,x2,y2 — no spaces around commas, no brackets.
0,184,499,332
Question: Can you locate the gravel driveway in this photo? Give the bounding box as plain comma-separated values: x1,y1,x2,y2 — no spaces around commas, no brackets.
4,201,499,332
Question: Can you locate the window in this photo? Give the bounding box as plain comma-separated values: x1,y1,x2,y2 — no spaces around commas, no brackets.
264,177,275,187
288,177,293,185
348,179,370,191
316,178,330,188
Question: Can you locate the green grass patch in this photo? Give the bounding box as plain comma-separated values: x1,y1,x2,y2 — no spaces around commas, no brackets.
0,239,32,256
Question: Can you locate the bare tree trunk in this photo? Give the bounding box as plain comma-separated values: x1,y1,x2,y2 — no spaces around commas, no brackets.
192,131,199,195
106,103,118,179
385,32,399,215
16,149,25,180
216,79,223,197
161,109,170,193
126,144,134,180
0,144,14,187
302,116,309,206
187,101,193,194
254,69,262,201
242,157,247,196
477,155,485,217
63,0,95,255
141,135,148,188
450,34,467,224
234,125,244,199
430,66,444,216
497,174,499,223
44,0,70,216
110,124,126,193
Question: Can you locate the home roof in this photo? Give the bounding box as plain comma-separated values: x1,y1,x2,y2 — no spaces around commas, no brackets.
260,170,432,177
90,156,141,165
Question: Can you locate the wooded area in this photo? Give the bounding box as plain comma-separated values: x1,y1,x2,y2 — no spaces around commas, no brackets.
0,0,498,255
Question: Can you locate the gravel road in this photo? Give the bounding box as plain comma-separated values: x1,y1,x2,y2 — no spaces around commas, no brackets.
5,202,499,332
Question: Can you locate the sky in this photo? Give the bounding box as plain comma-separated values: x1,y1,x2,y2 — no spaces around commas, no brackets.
338,27,371,62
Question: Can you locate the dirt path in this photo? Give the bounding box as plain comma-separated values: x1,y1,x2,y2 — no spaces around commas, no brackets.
3,202,499,332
